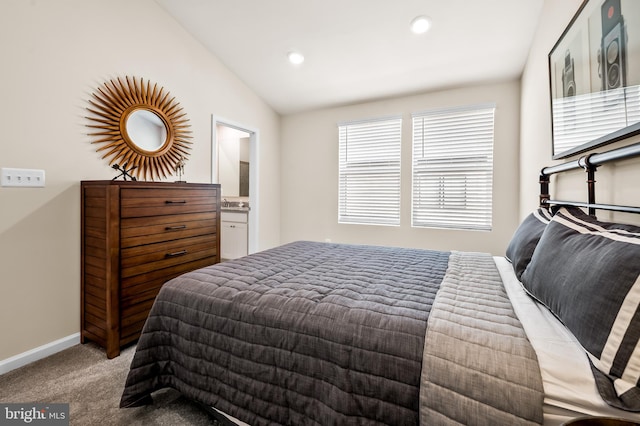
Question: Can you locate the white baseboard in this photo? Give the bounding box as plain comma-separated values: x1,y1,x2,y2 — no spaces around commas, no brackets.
0,333,81,375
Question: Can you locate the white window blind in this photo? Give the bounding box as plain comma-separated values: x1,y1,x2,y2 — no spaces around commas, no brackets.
338,117,401,226
412,104,495,231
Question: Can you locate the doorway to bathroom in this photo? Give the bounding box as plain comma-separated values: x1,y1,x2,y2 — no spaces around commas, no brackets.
212,117,258,255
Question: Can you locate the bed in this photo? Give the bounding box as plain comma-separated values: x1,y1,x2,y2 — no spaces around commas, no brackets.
120,142,640,425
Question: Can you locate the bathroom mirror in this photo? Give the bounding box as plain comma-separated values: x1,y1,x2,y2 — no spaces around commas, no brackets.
86,76,192,180
217,124,251,197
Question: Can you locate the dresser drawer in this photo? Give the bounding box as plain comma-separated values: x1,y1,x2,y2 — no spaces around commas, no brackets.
121,188,217,218
119,254,217,345
120,256,217,295
120,234,217,278
121,211,217,248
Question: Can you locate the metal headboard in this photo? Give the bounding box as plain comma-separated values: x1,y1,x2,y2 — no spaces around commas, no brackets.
539,141,640,216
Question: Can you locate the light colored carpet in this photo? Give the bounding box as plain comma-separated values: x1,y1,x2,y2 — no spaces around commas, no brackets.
0,342,221,425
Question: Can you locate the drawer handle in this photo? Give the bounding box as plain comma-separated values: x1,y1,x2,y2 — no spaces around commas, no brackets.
165,225,187,231
165,200,187,204
165,250,188,258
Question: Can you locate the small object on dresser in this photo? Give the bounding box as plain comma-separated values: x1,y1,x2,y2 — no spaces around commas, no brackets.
175,156,186,182
111,163,137,181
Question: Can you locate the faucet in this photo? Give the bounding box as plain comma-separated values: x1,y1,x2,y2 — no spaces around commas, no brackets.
223,198,229,207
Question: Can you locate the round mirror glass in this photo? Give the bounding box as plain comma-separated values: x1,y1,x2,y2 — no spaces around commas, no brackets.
125,109,168,152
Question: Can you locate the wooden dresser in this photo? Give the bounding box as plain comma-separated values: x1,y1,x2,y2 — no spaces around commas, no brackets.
80,181,221,358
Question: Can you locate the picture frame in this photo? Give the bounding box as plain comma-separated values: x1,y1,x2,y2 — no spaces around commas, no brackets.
549,0,640,159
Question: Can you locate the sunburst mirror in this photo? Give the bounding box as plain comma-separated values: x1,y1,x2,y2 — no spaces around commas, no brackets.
86,76,192,180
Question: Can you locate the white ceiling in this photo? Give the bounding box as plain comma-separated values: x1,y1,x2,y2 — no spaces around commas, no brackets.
156,0,545,115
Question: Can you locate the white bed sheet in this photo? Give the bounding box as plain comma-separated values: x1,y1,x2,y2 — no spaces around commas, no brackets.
495,256,640,425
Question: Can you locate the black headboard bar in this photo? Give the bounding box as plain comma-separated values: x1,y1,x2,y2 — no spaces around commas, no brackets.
539,141,640,216
542,141,640,176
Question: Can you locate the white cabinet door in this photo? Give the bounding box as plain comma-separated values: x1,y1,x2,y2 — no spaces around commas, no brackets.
221,221,248,259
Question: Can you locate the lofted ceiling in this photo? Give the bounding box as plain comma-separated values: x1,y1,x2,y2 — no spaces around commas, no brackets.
156,0,545,115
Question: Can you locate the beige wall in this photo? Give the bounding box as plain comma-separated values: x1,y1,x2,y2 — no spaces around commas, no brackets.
520,0,640,224
281,81,521,255
0,0,280,360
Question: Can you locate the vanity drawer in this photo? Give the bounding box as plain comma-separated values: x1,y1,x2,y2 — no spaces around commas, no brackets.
221,211,248,223
120,212,217,248
121,188,217,218
120,233,217,278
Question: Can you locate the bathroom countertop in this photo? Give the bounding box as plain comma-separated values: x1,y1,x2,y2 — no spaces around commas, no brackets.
221,206,250,213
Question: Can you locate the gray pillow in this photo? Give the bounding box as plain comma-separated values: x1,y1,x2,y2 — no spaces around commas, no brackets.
505,208,553,279
521,206,640,411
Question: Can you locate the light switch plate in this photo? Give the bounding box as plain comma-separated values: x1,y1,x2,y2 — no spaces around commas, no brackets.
1,168,46,187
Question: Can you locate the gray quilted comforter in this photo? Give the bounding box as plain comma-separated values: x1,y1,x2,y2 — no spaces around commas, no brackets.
120,241,543,425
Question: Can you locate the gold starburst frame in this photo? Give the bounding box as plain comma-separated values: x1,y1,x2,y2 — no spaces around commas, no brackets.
86,76,192,180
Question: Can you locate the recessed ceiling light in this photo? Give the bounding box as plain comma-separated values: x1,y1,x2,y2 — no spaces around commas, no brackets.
410,15,431,34
288,51,305,65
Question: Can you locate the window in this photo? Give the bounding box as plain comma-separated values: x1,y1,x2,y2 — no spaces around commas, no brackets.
338,117,401,226
412,104,495,231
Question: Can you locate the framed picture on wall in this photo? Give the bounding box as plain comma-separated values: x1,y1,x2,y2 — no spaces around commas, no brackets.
549,0,640,159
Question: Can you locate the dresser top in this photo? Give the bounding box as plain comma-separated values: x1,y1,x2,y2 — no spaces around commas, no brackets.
81,180,219,188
